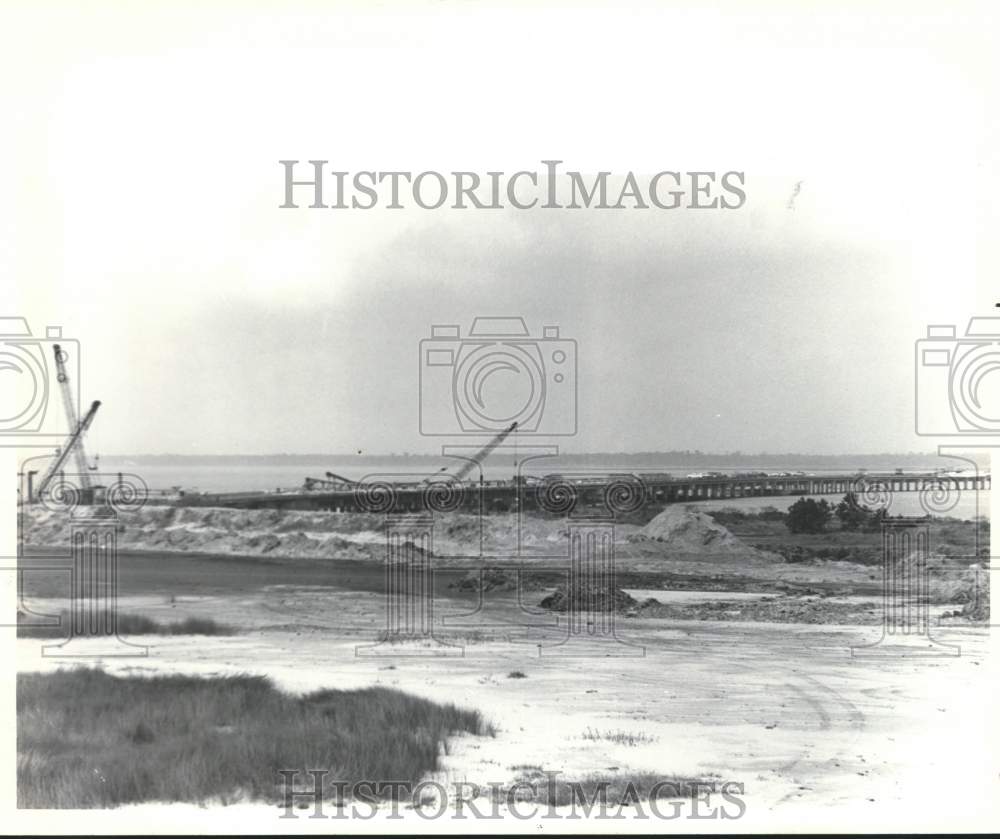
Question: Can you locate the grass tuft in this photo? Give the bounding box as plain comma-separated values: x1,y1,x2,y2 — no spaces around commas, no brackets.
581,727,658,746
17,668,494,808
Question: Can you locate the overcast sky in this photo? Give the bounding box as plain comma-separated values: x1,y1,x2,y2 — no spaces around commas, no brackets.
4,1,997,455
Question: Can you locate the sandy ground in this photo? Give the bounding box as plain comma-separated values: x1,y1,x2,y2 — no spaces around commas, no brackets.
14,504,996,830
15,581,998,833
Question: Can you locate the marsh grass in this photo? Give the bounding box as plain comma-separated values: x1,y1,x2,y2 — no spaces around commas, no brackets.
17,668,494,808
16,611,235,638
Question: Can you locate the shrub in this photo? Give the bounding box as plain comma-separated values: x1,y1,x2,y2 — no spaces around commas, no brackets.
785,498,833,534
834,493,872,530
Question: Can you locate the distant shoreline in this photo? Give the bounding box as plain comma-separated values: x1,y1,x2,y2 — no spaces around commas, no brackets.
92,452,988,468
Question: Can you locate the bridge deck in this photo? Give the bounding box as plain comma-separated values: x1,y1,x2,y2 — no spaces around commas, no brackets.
168,471,990,514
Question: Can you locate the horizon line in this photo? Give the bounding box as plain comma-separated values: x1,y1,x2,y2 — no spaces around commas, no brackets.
92,450,969,459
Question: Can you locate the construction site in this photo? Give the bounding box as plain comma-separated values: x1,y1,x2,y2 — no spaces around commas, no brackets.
20,351,990,516
12,331,995,827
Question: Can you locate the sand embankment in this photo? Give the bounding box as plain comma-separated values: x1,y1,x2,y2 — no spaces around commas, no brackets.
24,504,978,604
19,505,571,563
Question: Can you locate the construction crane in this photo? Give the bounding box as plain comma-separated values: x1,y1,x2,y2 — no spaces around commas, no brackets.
303,471,357,491
53,345,97,486
428,421,518,484
35,400,101,502
303,476,333,491
33,344,99,503
325,471,355,484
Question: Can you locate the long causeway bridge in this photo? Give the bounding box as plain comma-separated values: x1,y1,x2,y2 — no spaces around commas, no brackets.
170,470,990,515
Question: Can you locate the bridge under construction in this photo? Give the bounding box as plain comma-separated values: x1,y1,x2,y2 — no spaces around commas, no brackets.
25,346,990,517
171,469,990,515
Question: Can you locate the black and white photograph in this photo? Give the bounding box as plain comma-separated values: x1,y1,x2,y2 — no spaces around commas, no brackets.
1,0,998,834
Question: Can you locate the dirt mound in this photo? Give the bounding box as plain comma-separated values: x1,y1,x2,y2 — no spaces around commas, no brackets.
928,562,987,606
18,505,577,564
539,585,638,613
449,569,518,593
634,595,882,625
630,505,750,552
449,568,553,594
20,501,598,565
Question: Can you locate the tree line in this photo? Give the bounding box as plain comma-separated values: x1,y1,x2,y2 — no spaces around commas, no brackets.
784,493,886,534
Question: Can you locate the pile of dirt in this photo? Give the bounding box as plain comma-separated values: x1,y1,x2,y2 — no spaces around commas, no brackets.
539,585,638,613
19,504,581,564
926,563,987,604
953,597,990,621
20,504,605,565
629,506,750,552
634,596,882,625
449,569,520,593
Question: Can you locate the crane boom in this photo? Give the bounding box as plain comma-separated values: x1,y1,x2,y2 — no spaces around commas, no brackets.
439,422,518,483
35,400,101,501
303,472,357,490
325,471,356,485
52,344,93,492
